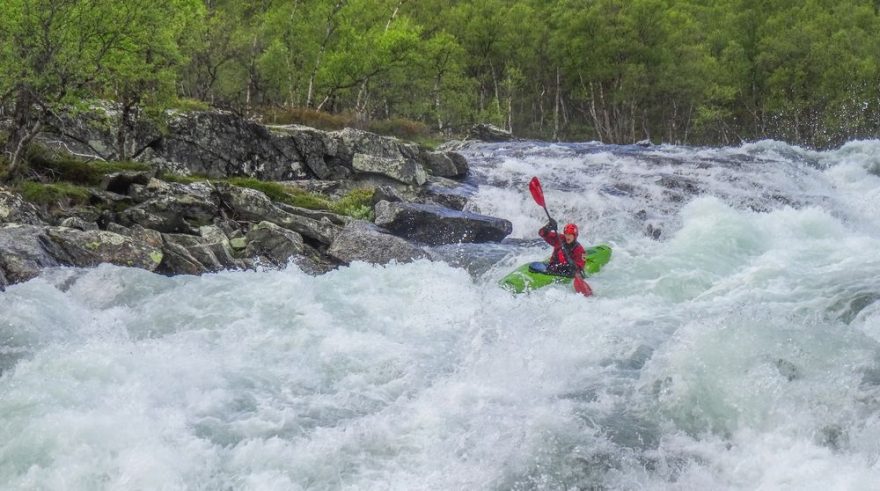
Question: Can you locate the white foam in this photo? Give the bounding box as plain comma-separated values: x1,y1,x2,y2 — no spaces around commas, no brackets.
3,141,880,488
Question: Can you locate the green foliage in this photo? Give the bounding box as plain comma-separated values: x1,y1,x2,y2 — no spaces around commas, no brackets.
329,188,375,220
226,177,297,204
5,0,880,149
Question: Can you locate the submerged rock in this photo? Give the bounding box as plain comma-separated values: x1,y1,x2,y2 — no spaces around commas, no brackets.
373,201,512,246
466,123,513,142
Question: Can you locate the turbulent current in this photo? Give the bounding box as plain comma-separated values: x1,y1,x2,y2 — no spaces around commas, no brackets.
2,140,880,490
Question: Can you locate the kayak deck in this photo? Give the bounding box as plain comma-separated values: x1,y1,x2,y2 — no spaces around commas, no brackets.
499,244,612,294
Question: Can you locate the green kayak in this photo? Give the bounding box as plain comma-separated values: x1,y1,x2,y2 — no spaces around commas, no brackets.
499,244,613,293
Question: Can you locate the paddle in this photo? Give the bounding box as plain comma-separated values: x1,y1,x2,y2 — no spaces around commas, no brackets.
528,176,593,297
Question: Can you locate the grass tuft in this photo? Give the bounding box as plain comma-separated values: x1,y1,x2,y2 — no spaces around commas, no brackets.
17,181,91,206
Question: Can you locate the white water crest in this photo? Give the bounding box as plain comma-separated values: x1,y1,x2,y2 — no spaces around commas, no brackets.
3,140,880,489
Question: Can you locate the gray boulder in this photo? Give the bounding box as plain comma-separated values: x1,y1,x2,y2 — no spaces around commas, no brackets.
0,225,66,284
0,188,44,225
156,240,208,276
374,201,512,246
421,151,469,179
162,233,226,272
198,225,239,268
327,220,428,264
334,127,421,161
269,124,341,179
418,177,472,211
118,181,219,233
144,111,310,180
44,227,164,271
213,183,339,244
466,123,513,142
352,153,427,186
446,152,470,177
244,221,305,266
59,217,99,231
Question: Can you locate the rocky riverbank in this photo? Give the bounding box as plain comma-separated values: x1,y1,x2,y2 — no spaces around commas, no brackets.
0,108,513,290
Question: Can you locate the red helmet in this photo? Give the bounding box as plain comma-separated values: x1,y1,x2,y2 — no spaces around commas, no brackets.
563,223,578,236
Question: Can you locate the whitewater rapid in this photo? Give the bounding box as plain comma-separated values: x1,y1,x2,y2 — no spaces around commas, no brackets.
2,140,880,489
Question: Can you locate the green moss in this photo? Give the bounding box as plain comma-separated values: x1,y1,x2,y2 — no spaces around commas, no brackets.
226,177,294,203
17,181,91,206
27,148,152,185
225,177,336,210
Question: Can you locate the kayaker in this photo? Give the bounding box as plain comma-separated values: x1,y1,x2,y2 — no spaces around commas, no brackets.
534,219,586,276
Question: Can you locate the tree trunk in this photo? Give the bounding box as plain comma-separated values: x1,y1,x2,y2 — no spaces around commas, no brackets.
116,101,135,161
307,0,346,109
3,87,41,182
538,83,546,132
433,76,443,131
553,67,560,142
489,61,502,121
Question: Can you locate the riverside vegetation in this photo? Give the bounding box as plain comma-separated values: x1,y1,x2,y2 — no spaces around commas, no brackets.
4,0,880,182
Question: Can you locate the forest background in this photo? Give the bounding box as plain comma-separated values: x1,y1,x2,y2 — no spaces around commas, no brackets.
3,0,880,173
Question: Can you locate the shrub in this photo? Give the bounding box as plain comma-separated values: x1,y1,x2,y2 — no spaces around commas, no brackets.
285,188,333,210
366,117,430,140
329,187,375,220
260,107,354,131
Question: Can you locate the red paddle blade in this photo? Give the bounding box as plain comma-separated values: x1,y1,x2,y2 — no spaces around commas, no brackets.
528,177,545,207
573,275,593,297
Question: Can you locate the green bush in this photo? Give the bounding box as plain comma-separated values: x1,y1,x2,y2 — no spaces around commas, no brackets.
329,188,375,220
